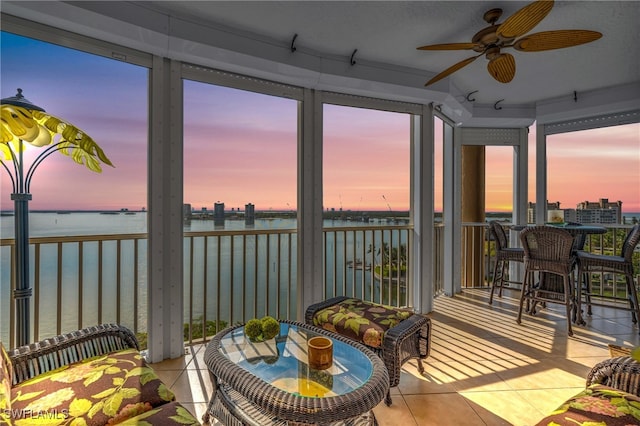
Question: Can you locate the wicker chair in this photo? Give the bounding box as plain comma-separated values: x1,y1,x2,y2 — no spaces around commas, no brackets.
2,324,200,425
488,221,525,304
576,224,640,329
535,356,640,425
8,323,139,384
587,355,640,396
517,226,576,336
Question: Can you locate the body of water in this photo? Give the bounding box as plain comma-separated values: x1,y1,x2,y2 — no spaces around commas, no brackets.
1,212,404,342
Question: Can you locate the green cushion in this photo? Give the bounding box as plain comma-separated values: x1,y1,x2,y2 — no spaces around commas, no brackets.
116,401,200,425
311,298,413,348
536,384,640,426
11,348,175,426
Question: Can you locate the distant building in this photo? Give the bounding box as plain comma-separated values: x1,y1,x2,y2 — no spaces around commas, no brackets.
214,202,225,227
528,198,623,224
245,203,255,226
183,203,192,220
576,198,622,224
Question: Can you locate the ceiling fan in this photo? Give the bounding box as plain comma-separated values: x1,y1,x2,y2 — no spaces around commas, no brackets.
417,0,602,86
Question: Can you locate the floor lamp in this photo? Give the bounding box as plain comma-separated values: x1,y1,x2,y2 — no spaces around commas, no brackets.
1,89,113,346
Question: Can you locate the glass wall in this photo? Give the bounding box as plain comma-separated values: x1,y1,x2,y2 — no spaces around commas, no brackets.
182,80,298,330
0,31,148,343
485,146,514,214
322,104,411,304
323,104,410,216
547,123,640,223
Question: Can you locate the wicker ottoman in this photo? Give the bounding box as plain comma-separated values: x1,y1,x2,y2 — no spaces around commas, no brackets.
305,296,431,405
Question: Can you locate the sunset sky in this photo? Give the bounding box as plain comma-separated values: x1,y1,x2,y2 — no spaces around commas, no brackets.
2,31,639,213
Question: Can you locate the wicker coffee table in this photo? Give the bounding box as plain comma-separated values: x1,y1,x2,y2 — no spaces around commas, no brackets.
203,320,389,426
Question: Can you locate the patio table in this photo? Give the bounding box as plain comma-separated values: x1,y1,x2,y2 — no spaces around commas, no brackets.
203,320,389,426
511,223,607,250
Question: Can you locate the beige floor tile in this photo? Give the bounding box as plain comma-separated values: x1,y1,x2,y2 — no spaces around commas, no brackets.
515,388,584,418
403,393,488,426
398,360,458,394
495,358,586,390
582,317,639,337
372,395,418,426
153,368,185,388
460,390,542,426
170,368,214,403
150,345,197,370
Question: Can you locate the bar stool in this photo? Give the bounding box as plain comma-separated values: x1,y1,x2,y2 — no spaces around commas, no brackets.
488,221,525,304
576,224,640,329
517,226,576,336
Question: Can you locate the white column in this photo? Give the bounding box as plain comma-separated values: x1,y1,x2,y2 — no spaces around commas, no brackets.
513,128,529,226
443,121,461,296
147,57,184,362
298,88,324,318
536,123,547,225
412,105,435,313
511,128,529,280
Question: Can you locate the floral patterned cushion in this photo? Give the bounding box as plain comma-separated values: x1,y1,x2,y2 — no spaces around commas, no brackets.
311,298,413,348
536,384,640,426
116,401,200,425
10,348,175,426
1,342,12,423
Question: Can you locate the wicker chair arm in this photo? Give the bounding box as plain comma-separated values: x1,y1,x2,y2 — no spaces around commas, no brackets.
9,323,139,385
586,356,640,396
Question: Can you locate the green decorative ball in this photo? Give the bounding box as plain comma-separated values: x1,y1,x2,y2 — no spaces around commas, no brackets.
261,316,280,340
244,318,263,341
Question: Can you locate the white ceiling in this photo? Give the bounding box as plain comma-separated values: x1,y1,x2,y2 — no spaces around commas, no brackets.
2,0,639,124
132,0,639,106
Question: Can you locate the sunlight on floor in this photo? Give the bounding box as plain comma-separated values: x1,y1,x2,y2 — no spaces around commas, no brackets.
151,287,640,425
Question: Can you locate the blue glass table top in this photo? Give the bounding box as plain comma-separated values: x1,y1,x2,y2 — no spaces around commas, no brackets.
218,322,372,397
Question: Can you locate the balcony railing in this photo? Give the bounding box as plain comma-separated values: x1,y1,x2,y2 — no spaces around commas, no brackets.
0,224,413,347
1,222,637,348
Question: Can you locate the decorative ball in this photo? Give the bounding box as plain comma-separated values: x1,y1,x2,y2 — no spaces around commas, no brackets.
244,318,263,341
261,316,280,340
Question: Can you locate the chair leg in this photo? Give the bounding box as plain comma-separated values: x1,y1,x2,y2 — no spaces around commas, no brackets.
564,275,574,337
517,271,529,325
575,267,586,326
490,259,503,304
498,261,507,299
385,390,393,406
626,274,640,326
583,270,593,316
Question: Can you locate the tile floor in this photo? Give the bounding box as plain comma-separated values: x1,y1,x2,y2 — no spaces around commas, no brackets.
150,287,640,425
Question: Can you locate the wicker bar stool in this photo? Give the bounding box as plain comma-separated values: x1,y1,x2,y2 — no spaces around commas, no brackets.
576,224,640,330
517,226,576,336
488,221,525,304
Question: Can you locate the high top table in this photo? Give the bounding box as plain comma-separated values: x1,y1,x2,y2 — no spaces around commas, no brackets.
511,223,607,251
203,320,389,426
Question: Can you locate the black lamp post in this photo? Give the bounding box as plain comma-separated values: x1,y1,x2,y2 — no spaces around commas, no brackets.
1,89,113,346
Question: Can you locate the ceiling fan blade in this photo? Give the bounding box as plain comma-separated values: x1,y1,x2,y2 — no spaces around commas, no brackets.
497,0,554,40
417,42,477,51
513,30,603,51
425,55,479,86
487,53,516,83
